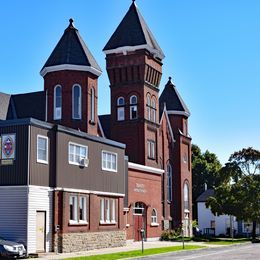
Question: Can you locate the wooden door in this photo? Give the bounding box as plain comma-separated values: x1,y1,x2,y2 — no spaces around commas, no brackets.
134,215,143,241
36,211,46,252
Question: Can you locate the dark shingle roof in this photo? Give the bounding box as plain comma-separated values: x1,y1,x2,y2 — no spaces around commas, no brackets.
0,92,11,120
41,19,101,72
98,114,111,139
6,91,46,121
196,189,215,202
159,77,190,118
103,1,164,59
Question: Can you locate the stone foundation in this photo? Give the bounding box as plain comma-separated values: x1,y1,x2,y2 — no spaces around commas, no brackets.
54,230,126,253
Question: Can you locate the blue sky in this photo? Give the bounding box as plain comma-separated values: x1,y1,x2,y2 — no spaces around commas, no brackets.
0,0,259,164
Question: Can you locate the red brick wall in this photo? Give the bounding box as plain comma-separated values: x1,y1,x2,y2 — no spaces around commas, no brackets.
126,168,162,240
106,50,162,167
53,191,125,235
44,70,98,135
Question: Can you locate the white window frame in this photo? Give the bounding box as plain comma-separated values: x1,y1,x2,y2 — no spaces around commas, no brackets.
147,140,155,159
37,135,48,164
117,107,125,121
151,208,159,226
68,142,88,166
130,95,138,120
151,99,156,123
146,94,151,120
90,88,95,122
54,85,62,120
100,198,105,223
69,195,78,224
72,84,82,119
100,198,116,224
167,163,172,202
184,182,189,211
79,196,87,223
102,150,118,172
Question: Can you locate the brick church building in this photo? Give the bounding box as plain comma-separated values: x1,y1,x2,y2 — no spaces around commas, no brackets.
0,1,192,254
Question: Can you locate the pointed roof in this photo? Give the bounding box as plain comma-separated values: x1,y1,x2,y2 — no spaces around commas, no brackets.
159,77,190,118
40,19,101,77
103,1,164,60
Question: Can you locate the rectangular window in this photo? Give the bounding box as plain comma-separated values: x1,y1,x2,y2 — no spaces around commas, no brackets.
117,107,125,121
68,142,88,166
102,151,117,172
100,198,116,224
79,197,87,222
100,198,105,222
69,196,78,223
147,140,155,159
105,199,110,222
37,135,48,164
130,105,137,119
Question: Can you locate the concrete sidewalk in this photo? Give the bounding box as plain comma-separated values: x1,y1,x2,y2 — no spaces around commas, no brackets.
38,240,216,260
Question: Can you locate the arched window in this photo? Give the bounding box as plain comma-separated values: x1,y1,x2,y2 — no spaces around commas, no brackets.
90,88,95,122
167,163,172,202
184,182,189,211
54,85,62,120
151,98,156,123
117,97,125,121
151,208,157,224
146,94,151,120
130,95,138,119
72,85,82,119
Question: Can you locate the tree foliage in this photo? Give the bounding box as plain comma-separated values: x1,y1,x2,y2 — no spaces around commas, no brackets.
206,147,260,239
192,144,222,219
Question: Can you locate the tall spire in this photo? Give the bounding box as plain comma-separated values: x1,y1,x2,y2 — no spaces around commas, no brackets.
103,2,164,60
40,19,101,77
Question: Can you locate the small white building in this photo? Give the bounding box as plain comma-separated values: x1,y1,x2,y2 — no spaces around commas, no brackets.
196,189,238,236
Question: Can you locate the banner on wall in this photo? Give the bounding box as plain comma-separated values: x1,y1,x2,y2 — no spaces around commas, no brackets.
1,134,16,160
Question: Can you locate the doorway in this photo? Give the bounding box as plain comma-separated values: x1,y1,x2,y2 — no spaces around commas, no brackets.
133,202,146,241
36,211,46,252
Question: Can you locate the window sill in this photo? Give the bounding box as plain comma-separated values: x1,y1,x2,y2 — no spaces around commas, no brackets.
99,221,117,225
151,223,159,227
69,220,88,226
101,168,117,173
37,160,48,165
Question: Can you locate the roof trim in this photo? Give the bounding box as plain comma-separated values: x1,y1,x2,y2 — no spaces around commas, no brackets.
160,105,176,143
103,44,164,60
128,162,164,175
55,187,125,197
97,117,105,138
167,110,191,117
40,64,102,77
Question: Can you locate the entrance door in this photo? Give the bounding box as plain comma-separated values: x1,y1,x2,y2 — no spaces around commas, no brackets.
36,211,46,252
134,215,143,241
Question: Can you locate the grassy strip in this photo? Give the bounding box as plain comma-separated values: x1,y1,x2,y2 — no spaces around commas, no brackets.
65,245,205,260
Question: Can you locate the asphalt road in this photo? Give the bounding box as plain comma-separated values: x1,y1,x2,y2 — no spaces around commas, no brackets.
141,243,260,260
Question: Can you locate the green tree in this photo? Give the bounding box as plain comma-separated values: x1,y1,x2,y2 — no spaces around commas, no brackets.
206,147,260,240
192,144,222,219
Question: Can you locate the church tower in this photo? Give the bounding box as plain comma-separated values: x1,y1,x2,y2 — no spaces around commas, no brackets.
103,1,165,167
160,77,192,236
40,19,102,135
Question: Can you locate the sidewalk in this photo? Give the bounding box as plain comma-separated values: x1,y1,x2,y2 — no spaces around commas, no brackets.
38,240,217,260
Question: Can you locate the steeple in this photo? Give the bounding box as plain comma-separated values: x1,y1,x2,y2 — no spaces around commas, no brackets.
41,19,100,135
103,1,164,60
40,19,101,77
159,77,190,118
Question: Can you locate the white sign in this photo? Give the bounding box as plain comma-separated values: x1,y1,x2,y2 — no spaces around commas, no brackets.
134,183,147,193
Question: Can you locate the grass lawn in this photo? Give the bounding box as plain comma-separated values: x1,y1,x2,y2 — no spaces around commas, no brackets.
205,238,251,245
65,245,205,260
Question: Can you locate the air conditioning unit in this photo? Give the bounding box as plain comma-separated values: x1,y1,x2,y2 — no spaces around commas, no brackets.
80,158,89,167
